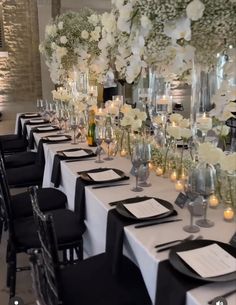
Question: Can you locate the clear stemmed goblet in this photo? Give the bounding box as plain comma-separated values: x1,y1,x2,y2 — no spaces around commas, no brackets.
139,143,152,187
183,201,200,233
103,124,114,161
77,117,87,143
131,144,143,192
95,125,104,163
70,115,79,145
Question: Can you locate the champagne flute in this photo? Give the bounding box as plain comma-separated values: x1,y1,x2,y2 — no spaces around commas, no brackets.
70,114,79,145
131,144,143,192
95,125,104,163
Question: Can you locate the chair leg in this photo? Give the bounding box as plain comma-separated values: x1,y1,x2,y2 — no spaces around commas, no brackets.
75,239,83,261
6,241,11,287
9,250,16,298
69,248,74,262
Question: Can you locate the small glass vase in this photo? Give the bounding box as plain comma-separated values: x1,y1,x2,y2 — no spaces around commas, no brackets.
220,170,236,210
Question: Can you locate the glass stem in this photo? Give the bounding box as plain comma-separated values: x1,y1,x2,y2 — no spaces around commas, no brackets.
190,213,193,227
107,145,110,159
203,200,207,221
135,171,138,189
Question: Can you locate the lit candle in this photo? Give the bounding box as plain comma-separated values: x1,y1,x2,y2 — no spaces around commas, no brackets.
175,180,184,192
149,163,154,170
158,95,169,105
180,171,187,181
109,103,118,115
156,167,163,176
224,207,235,221
197,112,212,131
120,149,127,157
208,194,219,208
170,170,177,182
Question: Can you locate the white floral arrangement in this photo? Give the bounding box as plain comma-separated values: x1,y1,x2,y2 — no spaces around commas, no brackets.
120,104,147,131
39,9,102,84
99,0,236,84
52,87,72,102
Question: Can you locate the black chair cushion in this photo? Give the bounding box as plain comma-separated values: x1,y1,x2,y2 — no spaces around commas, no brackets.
14,209,85,249
0,134,20,142
11,188,67,219
60,253,151,305
5,151,36,169
1,137,28,153
6,164,44,187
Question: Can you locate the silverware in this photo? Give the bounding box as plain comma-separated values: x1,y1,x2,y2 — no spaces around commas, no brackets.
65,158,96,163
208,288,236,304
92,183,130,189
134,218,182,229
155,235,194,249
156,235,198,252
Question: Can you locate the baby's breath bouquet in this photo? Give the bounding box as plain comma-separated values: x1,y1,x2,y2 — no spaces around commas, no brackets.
39,8,101,84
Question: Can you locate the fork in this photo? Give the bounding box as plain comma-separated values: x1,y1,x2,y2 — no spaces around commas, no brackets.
208,288,236,304
156,235,202,252
155,235,194,249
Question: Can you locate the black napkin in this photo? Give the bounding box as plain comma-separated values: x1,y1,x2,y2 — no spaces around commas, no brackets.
51,149,96,187
106,198,177,276
22,119,49,137
16,113,41,137
155,260,205,305
74,169,129,223
28,126,60,149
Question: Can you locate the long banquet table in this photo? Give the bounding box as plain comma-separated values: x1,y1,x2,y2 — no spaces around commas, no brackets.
17,115,236,305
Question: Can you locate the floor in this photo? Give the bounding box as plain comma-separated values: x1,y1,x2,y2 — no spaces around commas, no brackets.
0,100,37,305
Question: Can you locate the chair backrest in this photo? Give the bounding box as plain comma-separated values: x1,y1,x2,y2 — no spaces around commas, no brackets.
28,186,61,305
0,156,15,237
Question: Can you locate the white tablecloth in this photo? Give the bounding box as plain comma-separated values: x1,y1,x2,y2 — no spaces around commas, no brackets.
25,121,236,305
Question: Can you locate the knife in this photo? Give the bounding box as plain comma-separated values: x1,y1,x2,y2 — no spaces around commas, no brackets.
92,183,130,189
134,218,182,229
65,158,96,163
157,235,203,252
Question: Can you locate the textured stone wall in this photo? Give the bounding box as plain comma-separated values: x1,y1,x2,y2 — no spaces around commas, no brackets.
0,0,42,103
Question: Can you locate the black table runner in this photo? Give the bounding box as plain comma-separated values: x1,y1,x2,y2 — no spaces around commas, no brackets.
155,259,206,305
51,149,96,187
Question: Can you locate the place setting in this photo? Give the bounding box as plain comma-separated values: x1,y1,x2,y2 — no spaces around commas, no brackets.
51,148,96,187
28,125,61,149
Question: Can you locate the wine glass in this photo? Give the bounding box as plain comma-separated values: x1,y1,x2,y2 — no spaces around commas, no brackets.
139,143,152,187
77,117,87,142
183,201,200,233
70,114,79,145
131,144,143,192
56,106,64,134
189,161,216,228
103,124,114,161
95,125,104,163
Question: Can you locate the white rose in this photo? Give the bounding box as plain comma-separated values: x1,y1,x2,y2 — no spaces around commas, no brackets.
45,24,57,37
58,21,63,30
169,113,183,124
131,119,142,131
179,118,190,128
88,14,99,26
180,128,192,139
60,36,67,44
198,143,224,165
117,17,131,33
220,153,236,171
51,42,57,50
121,116,133,126
81,30,89,40
213,125,230,137
186,0,205,21
167,126,181,139
164,18,191,41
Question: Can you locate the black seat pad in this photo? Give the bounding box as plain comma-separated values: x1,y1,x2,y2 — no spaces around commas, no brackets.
11,188,67,219
14,209,85,249
5,151,36,169
60,253,151,305
1,137,28,153
0,134,20,142
6,164,44,187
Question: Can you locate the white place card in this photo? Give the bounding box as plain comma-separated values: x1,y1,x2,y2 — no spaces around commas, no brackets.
24,113,38,117
123,198,170,219
47,136,68,141
63,150,88,158
177,243,236,278
88,169,121,181
30,119,45,123
37,126,55,131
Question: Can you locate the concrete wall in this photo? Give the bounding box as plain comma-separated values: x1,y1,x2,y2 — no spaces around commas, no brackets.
0,0,42,132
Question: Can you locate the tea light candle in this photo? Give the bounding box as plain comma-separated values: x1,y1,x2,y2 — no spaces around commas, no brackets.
108,103,118,115
120,149,127,157
197,112,212,131
175,180,184,192
158,95,169,105
156,167,163,176
208,194,219,208
170,170,177,182
180,171,187,181
224,207,235,221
